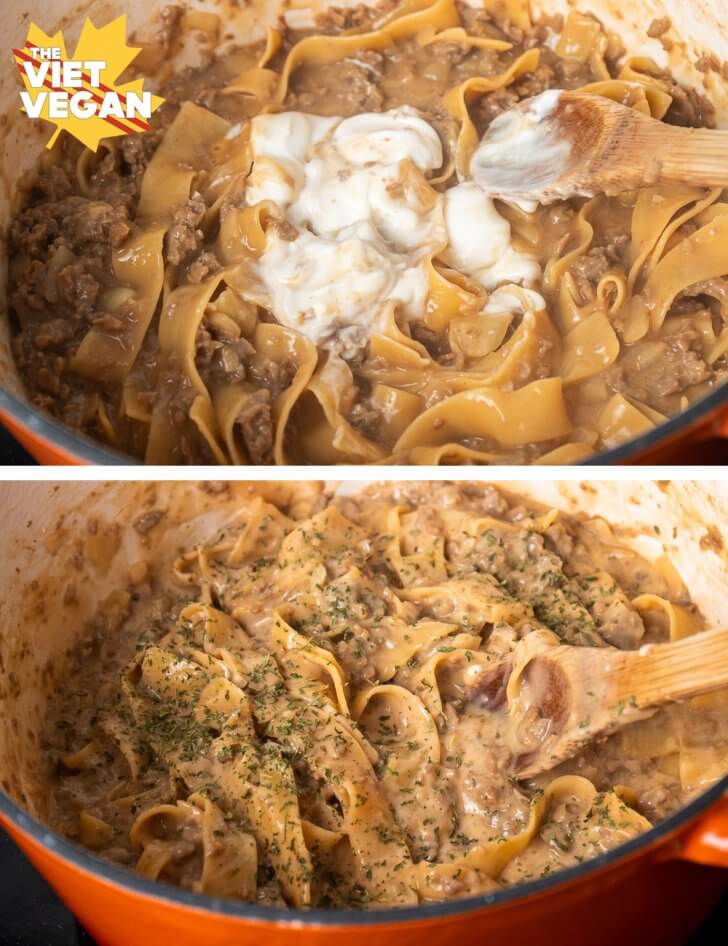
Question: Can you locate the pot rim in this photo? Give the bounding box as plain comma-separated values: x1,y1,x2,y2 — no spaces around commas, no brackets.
1,770,726,927
2,380,728,468
587,383,728,465
0,387,134,465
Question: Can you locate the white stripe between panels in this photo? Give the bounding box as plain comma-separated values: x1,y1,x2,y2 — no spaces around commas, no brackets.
0,465,726,482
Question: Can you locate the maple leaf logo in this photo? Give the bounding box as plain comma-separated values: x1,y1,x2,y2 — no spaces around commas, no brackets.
12,16,164,151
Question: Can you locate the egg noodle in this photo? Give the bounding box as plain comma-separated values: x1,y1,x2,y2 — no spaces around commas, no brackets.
45,483,728,907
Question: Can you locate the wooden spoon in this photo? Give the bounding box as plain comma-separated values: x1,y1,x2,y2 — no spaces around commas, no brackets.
470,90,728,205
513,626,728,779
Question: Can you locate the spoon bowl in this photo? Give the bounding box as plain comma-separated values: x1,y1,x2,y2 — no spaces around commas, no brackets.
471,90,728,204
513,625,728,779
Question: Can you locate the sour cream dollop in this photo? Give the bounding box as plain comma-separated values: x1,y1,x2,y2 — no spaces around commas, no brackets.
243,108,541,352
441,183,541,289
258,230,429,355
470,90,571,207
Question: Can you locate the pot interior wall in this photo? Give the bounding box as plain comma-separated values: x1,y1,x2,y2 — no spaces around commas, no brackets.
1,479,727,821
0,481,266,816
1,0,728,432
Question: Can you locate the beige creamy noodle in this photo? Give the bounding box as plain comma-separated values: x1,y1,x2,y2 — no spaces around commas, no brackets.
43,482,728,908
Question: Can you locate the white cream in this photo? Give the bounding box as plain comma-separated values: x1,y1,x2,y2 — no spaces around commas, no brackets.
246,112,338,208
245,109,540,352
441,183,540,289
258,229,428,356
247,108,443,248
483,285,547,315
470,90,572,205
247,108,445,350
250,112,339,172
331,111,443,170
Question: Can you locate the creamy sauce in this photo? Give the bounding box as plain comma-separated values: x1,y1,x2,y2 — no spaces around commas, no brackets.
40,483,728,908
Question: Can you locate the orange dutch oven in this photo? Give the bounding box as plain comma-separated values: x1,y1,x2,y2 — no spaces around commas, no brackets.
3,383,728,465
0,480,727,945
1,777,727,946
2,0,728,466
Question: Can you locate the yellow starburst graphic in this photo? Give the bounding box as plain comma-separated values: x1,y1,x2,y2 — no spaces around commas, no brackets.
13,16,164,151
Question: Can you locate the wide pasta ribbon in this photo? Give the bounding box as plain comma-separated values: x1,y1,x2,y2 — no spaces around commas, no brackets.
352,684,440,766
130,793,257,900
632,594,728,789
72,104,231,394
556,10,609,79
223,28,282,100
146,268,238,464
127,645,316,906
635,213,728,333
291,356,389,465
390,378,572,456
255,677,418,905
364,297,560,410
628,186,718,290
400,574,535,635
425,258,484,333
217,323,319,465
71,228,165,384
274,0,460,106
444,48,540,180
352,684,445,862
271,609,351,714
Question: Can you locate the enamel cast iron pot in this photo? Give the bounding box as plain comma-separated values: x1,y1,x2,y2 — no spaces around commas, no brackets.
0,480,727,945
2,0,728,464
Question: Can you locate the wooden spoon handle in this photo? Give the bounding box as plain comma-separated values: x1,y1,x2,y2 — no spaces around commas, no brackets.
564,95,728,196
657,126,728,189
620,626,728,709
514,627,728,779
